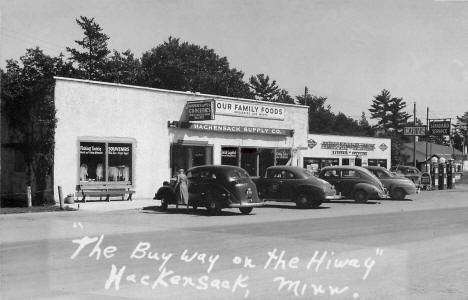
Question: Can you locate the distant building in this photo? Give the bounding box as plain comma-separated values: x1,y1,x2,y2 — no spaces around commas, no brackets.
399,141,466,171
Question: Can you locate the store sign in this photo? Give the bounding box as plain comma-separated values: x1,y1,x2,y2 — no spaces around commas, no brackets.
108,145,130,155
215,99,285,120
276,149,290,159
404,126,427,136
331,150,368,156
321,142,375,151
307,139,317,149
189,122,293,136
186,100,215,121
80,144,103,155
379,143,388,152
221,149,238,158
429,121,451,135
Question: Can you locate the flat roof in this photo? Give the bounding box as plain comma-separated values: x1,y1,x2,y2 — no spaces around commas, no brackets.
54,76,308,109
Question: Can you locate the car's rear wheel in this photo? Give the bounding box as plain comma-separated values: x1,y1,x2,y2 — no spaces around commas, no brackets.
295,194,310,208
239,207,253,215
391,188,406,200
353,189,368,203
206,194,221,215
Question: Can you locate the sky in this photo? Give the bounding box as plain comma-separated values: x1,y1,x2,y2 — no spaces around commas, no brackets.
1,0,467,122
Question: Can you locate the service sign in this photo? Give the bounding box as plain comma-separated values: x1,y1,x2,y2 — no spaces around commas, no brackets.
403,126,427,136
186,100,215,121
189,123,293,136
429,121,451,135
215,99,285,120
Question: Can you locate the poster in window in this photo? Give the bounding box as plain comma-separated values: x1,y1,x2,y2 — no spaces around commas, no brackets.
79,142,106,182
107,143,132,182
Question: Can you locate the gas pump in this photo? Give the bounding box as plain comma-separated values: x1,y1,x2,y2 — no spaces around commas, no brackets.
430,157,438,190
438,157,447,190
447,159,455,189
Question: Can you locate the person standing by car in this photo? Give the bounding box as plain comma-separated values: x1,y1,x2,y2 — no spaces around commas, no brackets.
175,169,189,208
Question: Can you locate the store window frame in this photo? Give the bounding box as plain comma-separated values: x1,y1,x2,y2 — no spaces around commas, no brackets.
77,137,136,187
221,146,291,177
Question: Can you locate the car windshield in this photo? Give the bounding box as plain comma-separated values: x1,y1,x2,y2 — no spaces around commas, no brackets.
229,168,250,180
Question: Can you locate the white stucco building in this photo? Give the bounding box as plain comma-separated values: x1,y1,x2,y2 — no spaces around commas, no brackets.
53,77,309,200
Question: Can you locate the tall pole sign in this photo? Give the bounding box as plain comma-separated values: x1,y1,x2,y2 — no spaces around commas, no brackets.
429,120,451,136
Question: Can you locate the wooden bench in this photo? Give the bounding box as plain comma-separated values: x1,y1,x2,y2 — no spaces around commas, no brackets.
77,184,135,202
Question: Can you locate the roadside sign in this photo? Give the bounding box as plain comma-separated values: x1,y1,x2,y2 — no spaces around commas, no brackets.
186,100,215,121
429,120,451,135
403,126,427,136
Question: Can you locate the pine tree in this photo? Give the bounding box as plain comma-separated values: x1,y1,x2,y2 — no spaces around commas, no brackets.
248,74,280,101
66,16,110,80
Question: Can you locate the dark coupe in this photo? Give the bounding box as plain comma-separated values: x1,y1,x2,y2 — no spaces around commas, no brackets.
365,166,417,200
154,165,263,214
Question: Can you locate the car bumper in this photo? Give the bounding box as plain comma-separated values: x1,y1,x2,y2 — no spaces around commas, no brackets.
229,201,264,208
325,194,342,200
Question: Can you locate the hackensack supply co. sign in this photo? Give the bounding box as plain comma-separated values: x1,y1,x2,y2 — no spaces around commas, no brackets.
215,99,285,120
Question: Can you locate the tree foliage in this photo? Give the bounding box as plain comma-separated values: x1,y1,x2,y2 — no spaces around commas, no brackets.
249,74,280,101
140,37,251,98
369,89,411,164
103,50,141,85
2,48,74,203
66,16,111,80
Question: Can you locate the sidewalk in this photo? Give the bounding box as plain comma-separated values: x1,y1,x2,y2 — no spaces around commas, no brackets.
64,198,159,212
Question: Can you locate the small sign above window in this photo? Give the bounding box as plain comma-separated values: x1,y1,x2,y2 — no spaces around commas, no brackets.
186,100,215,121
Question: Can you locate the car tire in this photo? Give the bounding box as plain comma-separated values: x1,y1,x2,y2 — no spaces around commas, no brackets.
353,189,368,203
309,200,323,209
239,207,253,215
295,194,310,208
206,194,221,215
391,188,406,200
160,197,168,210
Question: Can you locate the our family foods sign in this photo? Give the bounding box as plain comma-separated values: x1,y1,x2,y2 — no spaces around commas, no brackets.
215,99,285,120
186,100,215,121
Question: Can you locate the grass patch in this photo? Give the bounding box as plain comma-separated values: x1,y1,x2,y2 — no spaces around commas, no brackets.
0,204,76,214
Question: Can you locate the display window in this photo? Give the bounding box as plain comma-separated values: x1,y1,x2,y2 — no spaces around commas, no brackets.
368,159,388,168
171,144,213,176
79,141,133,184
241,148,258,176
275,148,291,165
303,157,339,174
221,147,239,166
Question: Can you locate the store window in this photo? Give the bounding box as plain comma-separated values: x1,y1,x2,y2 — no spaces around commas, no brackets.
79,141,133,184
303,157,338,174
275,148,291,165
342,158,350,166
221,147,238,166
241,148,258,176
171,144,213,176
368,159,387,168
259,148,274,177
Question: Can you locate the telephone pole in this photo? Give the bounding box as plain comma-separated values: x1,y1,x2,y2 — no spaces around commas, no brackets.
413,102,417,167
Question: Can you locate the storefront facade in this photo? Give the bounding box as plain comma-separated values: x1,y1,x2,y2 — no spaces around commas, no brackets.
54,77,309,200
300,134,391,173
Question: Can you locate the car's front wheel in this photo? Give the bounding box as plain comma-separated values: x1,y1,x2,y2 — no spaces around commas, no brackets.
391,188,406,200
294,194,310,208
239,207,253,215
353,189,368,203
160,197,168,210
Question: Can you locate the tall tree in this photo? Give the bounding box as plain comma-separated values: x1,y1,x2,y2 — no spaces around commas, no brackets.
1,47,74,204
140,37,251,98
369,89,411,164
66,16,110,80
453,111,468,151
369,89,410,134
249,74,280,101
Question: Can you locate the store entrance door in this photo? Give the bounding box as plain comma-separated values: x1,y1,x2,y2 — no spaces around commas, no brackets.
241,148,258,176
171,144,212,176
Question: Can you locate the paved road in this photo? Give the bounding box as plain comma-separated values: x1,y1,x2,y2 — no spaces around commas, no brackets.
1,186,468,299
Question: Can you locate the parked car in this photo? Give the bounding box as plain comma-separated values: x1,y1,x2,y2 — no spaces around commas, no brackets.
253,166,338,208
154,165,263,214
364,166,417,200
318,166,388,203
389,165,422,186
